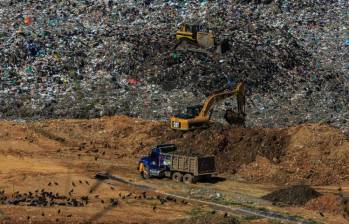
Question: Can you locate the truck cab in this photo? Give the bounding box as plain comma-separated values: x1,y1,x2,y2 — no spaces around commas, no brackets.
138,144,177,178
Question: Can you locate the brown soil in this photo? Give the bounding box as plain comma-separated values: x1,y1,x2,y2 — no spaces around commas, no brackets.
305,193,349,218
152,122,349,185
0,116,348,223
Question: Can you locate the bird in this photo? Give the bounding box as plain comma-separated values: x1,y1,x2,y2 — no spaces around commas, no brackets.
67,214,72,218
79,180,83,184
101,199,104,204
72,182,76,187
152,205,157,211
27,216,30,220
224,213,228,218
319,212,324,217
85,181,89,185
48,182,52,186
54,182,59,186
58,209,61,214
338,187,342,192
110,186,114,190
42,212,45,217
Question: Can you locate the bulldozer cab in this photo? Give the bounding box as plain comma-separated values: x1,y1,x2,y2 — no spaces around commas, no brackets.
179,24,206,34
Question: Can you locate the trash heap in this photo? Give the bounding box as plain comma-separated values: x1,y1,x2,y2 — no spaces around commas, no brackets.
0,0,348,133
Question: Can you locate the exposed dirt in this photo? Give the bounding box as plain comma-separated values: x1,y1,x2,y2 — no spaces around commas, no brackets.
262,185,321,206
152,122,349,185
0,116,349,223
305,193,349,218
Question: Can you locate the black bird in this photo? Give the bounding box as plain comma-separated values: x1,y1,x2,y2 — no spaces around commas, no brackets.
224,213,228,218
152,206,156,211
338,187,342,192
42,212,45,217
110,186,114,190
27,216,30,220
95,195,99,198
101,199,104,204
319,212,324,217
72,182,76,187
48,182,52,186
58,209,61,214
85,181,89,185
54,182,59,186
79,180,83,184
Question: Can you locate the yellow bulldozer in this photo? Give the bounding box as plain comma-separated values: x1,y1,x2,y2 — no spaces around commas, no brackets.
175,24,215,52
175,24,230,54
170,82,246,131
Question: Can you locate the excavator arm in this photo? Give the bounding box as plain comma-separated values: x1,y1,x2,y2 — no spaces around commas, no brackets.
198,82,245,117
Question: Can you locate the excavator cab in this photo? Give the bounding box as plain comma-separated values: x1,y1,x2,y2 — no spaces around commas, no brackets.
173,105,202,119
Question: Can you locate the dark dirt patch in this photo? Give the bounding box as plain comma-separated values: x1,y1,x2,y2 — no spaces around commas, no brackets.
262,185,321,206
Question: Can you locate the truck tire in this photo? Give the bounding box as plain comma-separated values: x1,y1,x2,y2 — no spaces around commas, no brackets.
183,174,196,184
172,172,183,182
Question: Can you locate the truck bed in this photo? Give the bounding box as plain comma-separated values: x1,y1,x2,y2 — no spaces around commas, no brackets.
162,153,215,176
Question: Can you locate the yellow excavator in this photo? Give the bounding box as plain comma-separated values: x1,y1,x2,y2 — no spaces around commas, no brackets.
170,82,246,131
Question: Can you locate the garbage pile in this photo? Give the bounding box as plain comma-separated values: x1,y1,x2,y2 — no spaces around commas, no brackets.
0,0,348,133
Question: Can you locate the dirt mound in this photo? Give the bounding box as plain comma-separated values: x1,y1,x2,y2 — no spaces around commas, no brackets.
305,194,349,218
235,124,349,185
262,185,321,206
157,123,289,174
152,122,349,185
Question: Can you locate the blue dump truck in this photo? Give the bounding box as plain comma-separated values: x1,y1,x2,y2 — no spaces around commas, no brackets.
138,144,216,184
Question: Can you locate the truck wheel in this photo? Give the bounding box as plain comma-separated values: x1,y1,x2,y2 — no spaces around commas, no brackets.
183,174,196,184
172,172,183,182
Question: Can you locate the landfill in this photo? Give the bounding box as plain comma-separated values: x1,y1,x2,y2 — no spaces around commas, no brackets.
0,0,348,134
